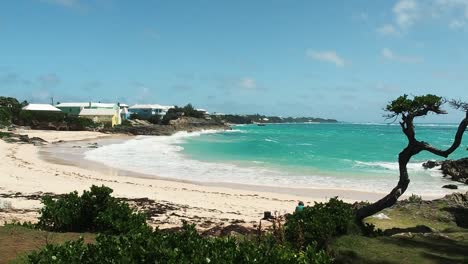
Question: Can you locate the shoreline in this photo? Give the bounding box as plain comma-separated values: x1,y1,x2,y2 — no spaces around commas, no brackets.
1,129,463,230
0,130,341,229
40,133,392,202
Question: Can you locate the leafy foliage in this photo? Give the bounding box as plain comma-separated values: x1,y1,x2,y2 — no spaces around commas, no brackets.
285,197,354,249
406,194,423,203
385,94,445,118
0,96,25,125
162,104,205,125
36,185,147,234
27,223,333,264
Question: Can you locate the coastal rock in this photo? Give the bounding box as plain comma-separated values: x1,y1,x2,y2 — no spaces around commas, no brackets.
423,158,468,184
103,117,230,136
422,160,441,169
442,184,458,189
440,158,468,184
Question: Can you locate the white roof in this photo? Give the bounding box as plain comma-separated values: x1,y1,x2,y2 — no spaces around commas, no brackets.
129,104,174,110
119,104,129,107
79,108,117,116
22,104,61,112
56,102,116,108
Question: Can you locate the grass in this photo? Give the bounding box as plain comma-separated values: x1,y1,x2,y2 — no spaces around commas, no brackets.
330,197,468,264
0,225,95,264
365,200,460,232
330,232,468,264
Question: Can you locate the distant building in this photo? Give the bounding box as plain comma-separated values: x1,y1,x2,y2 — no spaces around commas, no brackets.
129,104,174,119
22,104,62,112
78,108,119,127
118,103,130,121
196,108,209,115
56,102,121,125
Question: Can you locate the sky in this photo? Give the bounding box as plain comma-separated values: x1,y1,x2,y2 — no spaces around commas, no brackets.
0,0,467,122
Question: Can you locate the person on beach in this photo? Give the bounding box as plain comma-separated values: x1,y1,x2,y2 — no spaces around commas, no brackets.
295,201,305,212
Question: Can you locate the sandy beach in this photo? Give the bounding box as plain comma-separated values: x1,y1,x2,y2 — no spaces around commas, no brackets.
0,129,425,230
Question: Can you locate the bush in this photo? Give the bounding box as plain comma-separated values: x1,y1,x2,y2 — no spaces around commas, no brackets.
36,185,147,234
147,114,161,124
65,116,98,130
285,197,354,249
0,108,11,126
27,223,333,264
407,194,423,203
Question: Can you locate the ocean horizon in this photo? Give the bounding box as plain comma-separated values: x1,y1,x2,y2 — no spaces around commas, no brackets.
84,123,467,197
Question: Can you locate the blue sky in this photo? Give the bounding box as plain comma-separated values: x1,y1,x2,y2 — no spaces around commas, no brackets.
0,0,467,122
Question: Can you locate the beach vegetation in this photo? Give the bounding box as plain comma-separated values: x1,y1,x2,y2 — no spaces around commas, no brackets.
36,185,148,234
162,103,205,124
0,96,25,125
285,197,354,250
356,94,468,221
27,223,332,264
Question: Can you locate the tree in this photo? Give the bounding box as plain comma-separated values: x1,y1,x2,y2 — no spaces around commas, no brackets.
356,94,468,221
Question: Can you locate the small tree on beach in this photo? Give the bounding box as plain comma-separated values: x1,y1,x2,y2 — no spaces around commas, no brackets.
356,94,468,221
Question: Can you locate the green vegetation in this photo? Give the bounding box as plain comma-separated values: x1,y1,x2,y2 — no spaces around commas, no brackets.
285,197,354,249
1,186,466,263
162,104,205,125
0,225,96,264
23,185,334,263
0,96,26,126
27,223,332,264
36,185,147,234
331,233,468,264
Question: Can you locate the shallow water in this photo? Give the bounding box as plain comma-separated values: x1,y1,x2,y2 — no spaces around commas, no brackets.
84,123,468,196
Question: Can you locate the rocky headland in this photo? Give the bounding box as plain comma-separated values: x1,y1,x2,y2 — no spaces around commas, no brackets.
102,117,231,136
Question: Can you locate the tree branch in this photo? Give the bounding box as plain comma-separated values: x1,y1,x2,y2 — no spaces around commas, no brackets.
418,112,468,158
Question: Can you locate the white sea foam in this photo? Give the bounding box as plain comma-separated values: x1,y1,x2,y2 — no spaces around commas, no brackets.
84,131,466,196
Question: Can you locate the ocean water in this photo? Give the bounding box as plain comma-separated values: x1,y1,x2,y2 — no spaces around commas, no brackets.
84,123,468,196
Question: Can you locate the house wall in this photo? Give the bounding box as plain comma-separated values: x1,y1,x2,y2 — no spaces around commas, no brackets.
129,108,166,119
80,114,117,127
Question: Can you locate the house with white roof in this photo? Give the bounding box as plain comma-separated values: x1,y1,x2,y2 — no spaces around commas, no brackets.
56,102,121,125
22,104,62,112
129,104,174,119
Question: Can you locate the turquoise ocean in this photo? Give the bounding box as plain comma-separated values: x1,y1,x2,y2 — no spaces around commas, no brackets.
85,123,468,196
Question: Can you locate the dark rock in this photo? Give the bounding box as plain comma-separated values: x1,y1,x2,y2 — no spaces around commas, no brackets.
441,158,468,184
422,160,441,169
384,225,433,236
442,184,458,189
425,158,468,184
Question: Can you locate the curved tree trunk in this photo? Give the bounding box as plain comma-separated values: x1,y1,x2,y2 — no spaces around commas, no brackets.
356,111,468,221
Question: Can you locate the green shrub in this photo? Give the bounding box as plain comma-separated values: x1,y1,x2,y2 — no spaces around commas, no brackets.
65,116,98,130
0,107,12,126
285,197,354,249
27,223,333,264
120,119,132,126
407,194,422,203
36,185,147,234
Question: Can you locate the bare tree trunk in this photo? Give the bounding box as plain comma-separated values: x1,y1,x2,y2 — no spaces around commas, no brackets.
356,111,468,222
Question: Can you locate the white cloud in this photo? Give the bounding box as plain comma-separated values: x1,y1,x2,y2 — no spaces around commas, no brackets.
306,50,346,67
379,0,468,34
239,78,256,89
393,0,418,28
377,24,400,36
382,48,423,63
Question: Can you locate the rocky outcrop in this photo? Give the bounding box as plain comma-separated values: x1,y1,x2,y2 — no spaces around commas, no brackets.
423,158,468,184
103,117,230,136
2,133,48,146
